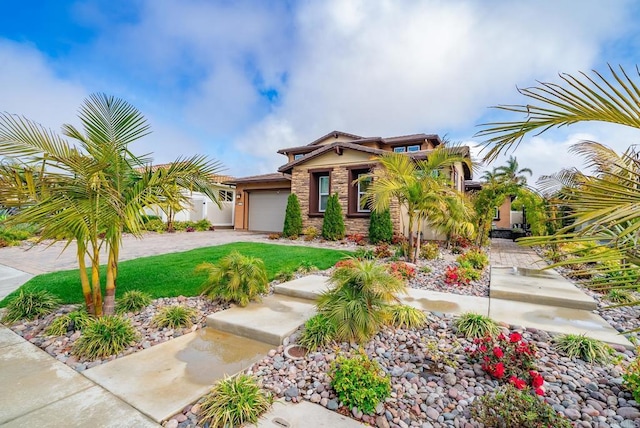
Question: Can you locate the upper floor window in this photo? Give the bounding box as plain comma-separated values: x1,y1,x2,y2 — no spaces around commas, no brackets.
393,146,406,153
219,189,234,202
294,154,304,160
407,145,420,152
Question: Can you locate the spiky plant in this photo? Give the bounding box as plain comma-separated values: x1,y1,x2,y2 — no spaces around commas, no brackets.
197,251,268,307
554,334,613,363
2,289,60,323
152,306,197,329
454,312,500,339
72,316,139,360
298,314,336,351
386,305,427,329
116,290,152,313
45,310,93,336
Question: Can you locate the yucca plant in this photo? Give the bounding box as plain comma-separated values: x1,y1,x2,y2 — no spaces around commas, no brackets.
298,313,336,351
2,289,60,323
152,306,198,329
606,289,636,305
198,374,273,428
317,258,406,343
72,316,139,360
454,312,500,339
386,305,427,329
45,310,93,336
554,333,613,364
116,290,152,313
197,251,269,307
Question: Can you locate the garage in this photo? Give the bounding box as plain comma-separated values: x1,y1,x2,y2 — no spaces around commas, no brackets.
247,189,290,232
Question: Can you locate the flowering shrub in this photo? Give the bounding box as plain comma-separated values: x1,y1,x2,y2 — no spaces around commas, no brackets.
388,261,416,280
420,242,440,260
466,332,544,395
334,259,357,269
374,243,394,258
451,235,472,249
444,265,471,285
391,234,407,245
456,248,489,270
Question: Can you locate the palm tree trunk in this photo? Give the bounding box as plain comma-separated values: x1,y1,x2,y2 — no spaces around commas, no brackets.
103,244,118,315
407,210,415,263
414,215,423,263
90,245,103,317
77,241,94,315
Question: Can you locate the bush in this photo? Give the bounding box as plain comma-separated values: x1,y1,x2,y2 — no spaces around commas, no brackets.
45,310,93,336
199,374,273,427
298,314,336,351
297,260,318,273
267,233,281,240
387,261,416,280
194,219,213,231
554,333,613,363
143,218,166,233
458,261,481,281
444,265,471,285
321,193,345,241
607,289,636,304
274,270,294,282
197,251,269,307
466,331,542,394
420,242,440,260
73,316,139,360
623,350,640,402
0,225,36,245
386,305,426,328
353,248,375,260
330,350,391,415
368,209,393,244
457,248,489,270
282,193,303,238
346,233,367,246
2,289,60,323
454,312,500,339
471,385,572,428
374,243,393,258
152,306,198,329
303,226,318,241
116,290,152,313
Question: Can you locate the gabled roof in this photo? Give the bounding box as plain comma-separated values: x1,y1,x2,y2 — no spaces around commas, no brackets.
307,130,364,146
226,173,291,185
278,142,386,173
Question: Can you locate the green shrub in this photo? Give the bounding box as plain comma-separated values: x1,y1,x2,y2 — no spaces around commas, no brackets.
45,310,93,336
330,350,391,415
420,265,432,274
143,218,167,232
457,248,489,270
303,225,319,241
116,290,152,313
274,270,294,282
459,261,482,281
2,290,60,323
623,350,640,402
297,260,318,273
386,305,426,328
197,251,269,307
454,312,500,339
353,248,375,260
318,259,405,343
554,333,613,363
282,193,303,238
373,243,394,258
194,219,213,231
321,193,345,241
199,374,273,428
142,214,161,223
607,289,636,304
298,314,336,351
368,209,393,244
471,385,572,428
152,306,198,329
420,242,440,260
73,316,139,360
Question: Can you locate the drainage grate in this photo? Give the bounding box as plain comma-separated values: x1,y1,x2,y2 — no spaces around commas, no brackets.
272,417,290,427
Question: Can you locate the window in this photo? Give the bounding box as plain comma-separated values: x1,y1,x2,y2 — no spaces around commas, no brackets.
294,154,304,160
493,207,500,220
357,173,371,212
407,145,420,152
219,189,234,202
393,146,406,153
318,175,329,212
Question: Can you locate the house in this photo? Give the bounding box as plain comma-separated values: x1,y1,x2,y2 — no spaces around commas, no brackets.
231,131,472,236
141,164,236,227
464,180,526,237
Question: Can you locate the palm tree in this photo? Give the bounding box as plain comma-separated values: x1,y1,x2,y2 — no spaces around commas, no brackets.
363,146,473,262
476,65,640,288
495,156,532,186
0,94,224,316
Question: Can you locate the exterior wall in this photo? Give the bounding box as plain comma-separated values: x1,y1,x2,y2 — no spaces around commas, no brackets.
234,181,291,230
142,188,234,226
301,149,375,168
493,197,512,229
314,135,359,146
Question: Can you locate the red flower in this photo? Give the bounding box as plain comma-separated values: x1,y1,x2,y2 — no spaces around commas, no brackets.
509,332,522,343
493,362,505,378
497,333,506,341
509,376,526,390
530,372,544,388
479,344,487,352
535,387,545,396
493,347,504,358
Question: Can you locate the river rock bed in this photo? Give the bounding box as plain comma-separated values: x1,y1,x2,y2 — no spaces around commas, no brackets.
6,296,228,371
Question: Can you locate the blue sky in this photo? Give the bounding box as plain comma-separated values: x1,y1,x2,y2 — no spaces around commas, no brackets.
2,0,640,184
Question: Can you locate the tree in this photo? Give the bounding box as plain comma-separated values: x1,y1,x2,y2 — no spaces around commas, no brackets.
282,193,303,238
476,65,640,289
368,209,393,244
0,94,224,316
495,156,532,186
321,193,345,241
364,147,473,262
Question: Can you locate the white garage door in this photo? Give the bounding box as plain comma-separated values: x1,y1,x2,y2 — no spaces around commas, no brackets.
248,190,290,232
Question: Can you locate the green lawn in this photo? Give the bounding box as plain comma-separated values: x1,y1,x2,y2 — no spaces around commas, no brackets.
0,242,350,306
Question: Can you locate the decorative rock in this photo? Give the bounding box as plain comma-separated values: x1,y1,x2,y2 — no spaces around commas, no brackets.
284,386,299,398
564,408,581,421
376,415,390,428
617,407,640,420
327,399,339,411
426,407,439,420
443,373,456,386
164,420,178,428
310,393,321,403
